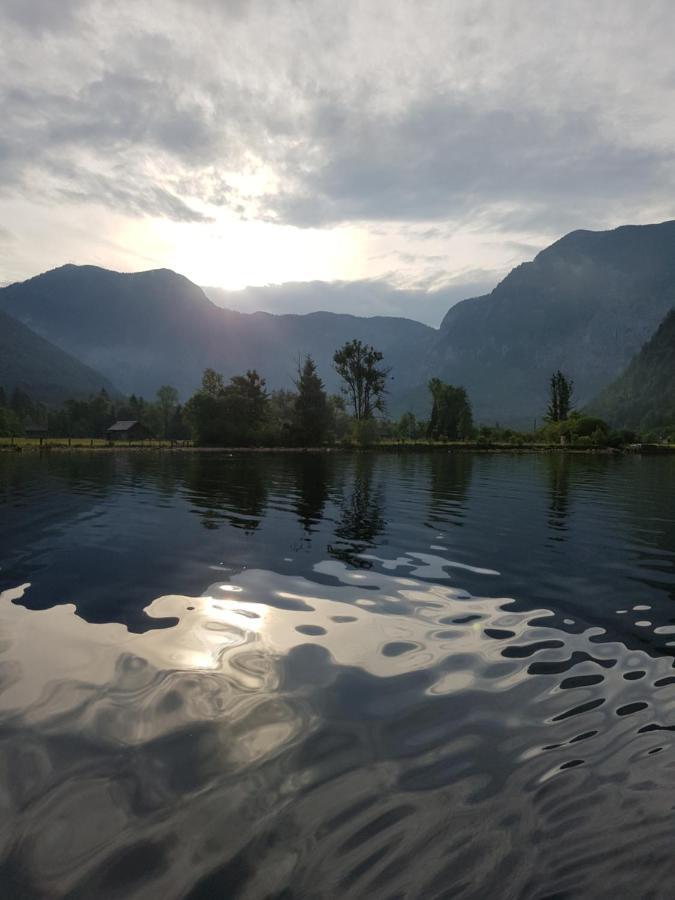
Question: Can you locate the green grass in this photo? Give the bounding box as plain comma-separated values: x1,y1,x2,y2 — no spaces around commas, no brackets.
2,436,674,454
0,437,191,450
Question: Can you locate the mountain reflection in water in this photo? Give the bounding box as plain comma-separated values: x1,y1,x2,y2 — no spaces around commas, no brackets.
1,451,675,898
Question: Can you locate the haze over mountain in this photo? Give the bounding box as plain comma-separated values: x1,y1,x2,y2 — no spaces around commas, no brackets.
428,220,675,425
0,265,434,405
0,307,116,405
3,218,675,423
203,278,495,327
590,309,675,430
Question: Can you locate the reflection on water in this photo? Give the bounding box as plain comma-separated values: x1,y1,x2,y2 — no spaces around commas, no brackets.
546,453,571,538
331,455,386,567
2,451,675,897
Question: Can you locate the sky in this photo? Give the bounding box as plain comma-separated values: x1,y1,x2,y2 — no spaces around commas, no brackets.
2,0,675,325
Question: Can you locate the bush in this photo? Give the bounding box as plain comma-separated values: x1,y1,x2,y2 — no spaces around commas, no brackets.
607,429,638,448
350,418,379,446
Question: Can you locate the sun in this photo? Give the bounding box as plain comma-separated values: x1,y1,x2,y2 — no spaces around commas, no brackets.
117,207,366,290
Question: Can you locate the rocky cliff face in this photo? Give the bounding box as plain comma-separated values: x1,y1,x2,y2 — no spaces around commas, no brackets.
589,308,675,429
428,220,675,425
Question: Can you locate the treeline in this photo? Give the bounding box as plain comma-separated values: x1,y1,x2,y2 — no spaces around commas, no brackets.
184,358,350,446
184,340,475,447
0,384,190,440
2,349,668,448
469,370,641,448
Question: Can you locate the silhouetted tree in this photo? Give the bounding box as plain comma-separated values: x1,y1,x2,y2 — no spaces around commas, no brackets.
293,355,330,445
186,368,269,445
201,368,226,398
427,379,473,440
546,371,574,422
156,385,179,439
333,339,389,420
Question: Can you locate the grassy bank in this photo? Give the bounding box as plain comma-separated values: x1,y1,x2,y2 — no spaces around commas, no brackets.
0,437,189,451
2,437,675,454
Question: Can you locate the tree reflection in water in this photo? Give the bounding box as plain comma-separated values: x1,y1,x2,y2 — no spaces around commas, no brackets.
545,453,571,540
185,455,269,533
290,453,335,539
330,455,386,567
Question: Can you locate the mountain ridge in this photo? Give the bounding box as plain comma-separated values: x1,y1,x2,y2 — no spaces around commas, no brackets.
0,265,434,406
0,306,118,404
5,218,675,423
589,308,675,430
430,219,675,424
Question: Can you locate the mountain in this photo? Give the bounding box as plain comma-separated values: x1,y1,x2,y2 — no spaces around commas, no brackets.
0,307,116,404
588,309,675,430
5,219,675,424
0,265,435,406
202,278,495,326
428,220,675,425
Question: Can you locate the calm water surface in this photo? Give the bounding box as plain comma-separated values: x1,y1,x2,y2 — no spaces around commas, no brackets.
1,450,675,898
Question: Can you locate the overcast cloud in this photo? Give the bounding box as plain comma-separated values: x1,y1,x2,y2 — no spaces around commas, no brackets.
2,0,675,322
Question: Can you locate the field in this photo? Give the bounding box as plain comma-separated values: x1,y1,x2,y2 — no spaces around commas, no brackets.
0,437,191,451
2,437,674,454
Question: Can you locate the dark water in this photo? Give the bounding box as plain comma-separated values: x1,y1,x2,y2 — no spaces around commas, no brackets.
2,450,675,899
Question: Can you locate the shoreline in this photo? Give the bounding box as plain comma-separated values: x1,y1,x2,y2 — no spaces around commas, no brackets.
2,440,674,456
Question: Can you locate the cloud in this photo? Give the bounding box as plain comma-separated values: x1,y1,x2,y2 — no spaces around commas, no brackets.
2,0,675,275
0,0,86,33
263,98,671,229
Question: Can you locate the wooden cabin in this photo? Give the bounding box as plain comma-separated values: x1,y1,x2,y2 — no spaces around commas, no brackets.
23,422,48,440
106,420,151,441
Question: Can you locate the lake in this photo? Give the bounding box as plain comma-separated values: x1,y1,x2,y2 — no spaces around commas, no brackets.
1,450,675,898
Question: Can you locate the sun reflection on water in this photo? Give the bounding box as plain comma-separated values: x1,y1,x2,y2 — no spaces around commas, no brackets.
2,549,675,897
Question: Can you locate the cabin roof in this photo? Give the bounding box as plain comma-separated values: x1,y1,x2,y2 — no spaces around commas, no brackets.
107,420,141,432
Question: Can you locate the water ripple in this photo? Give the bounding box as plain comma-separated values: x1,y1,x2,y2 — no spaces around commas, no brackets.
2,452,675,897
0,547,674,897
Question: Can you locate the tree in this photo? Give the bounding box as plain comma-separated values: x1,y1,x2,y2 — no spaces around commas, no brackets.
156,385,179,439
0,405,21,437
186,368,269,446
327,394,351,442
293,355,330,445
546,371,574,422
395,411,422,440
427,379,473,440
333,339,389,420
10,387,34,422
268,389,297,443
201,368,226,398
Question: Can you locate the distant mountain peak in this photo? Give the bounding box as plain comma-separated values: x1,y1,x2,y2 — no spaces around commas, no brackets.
432,217,675,424
0,264,433,405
